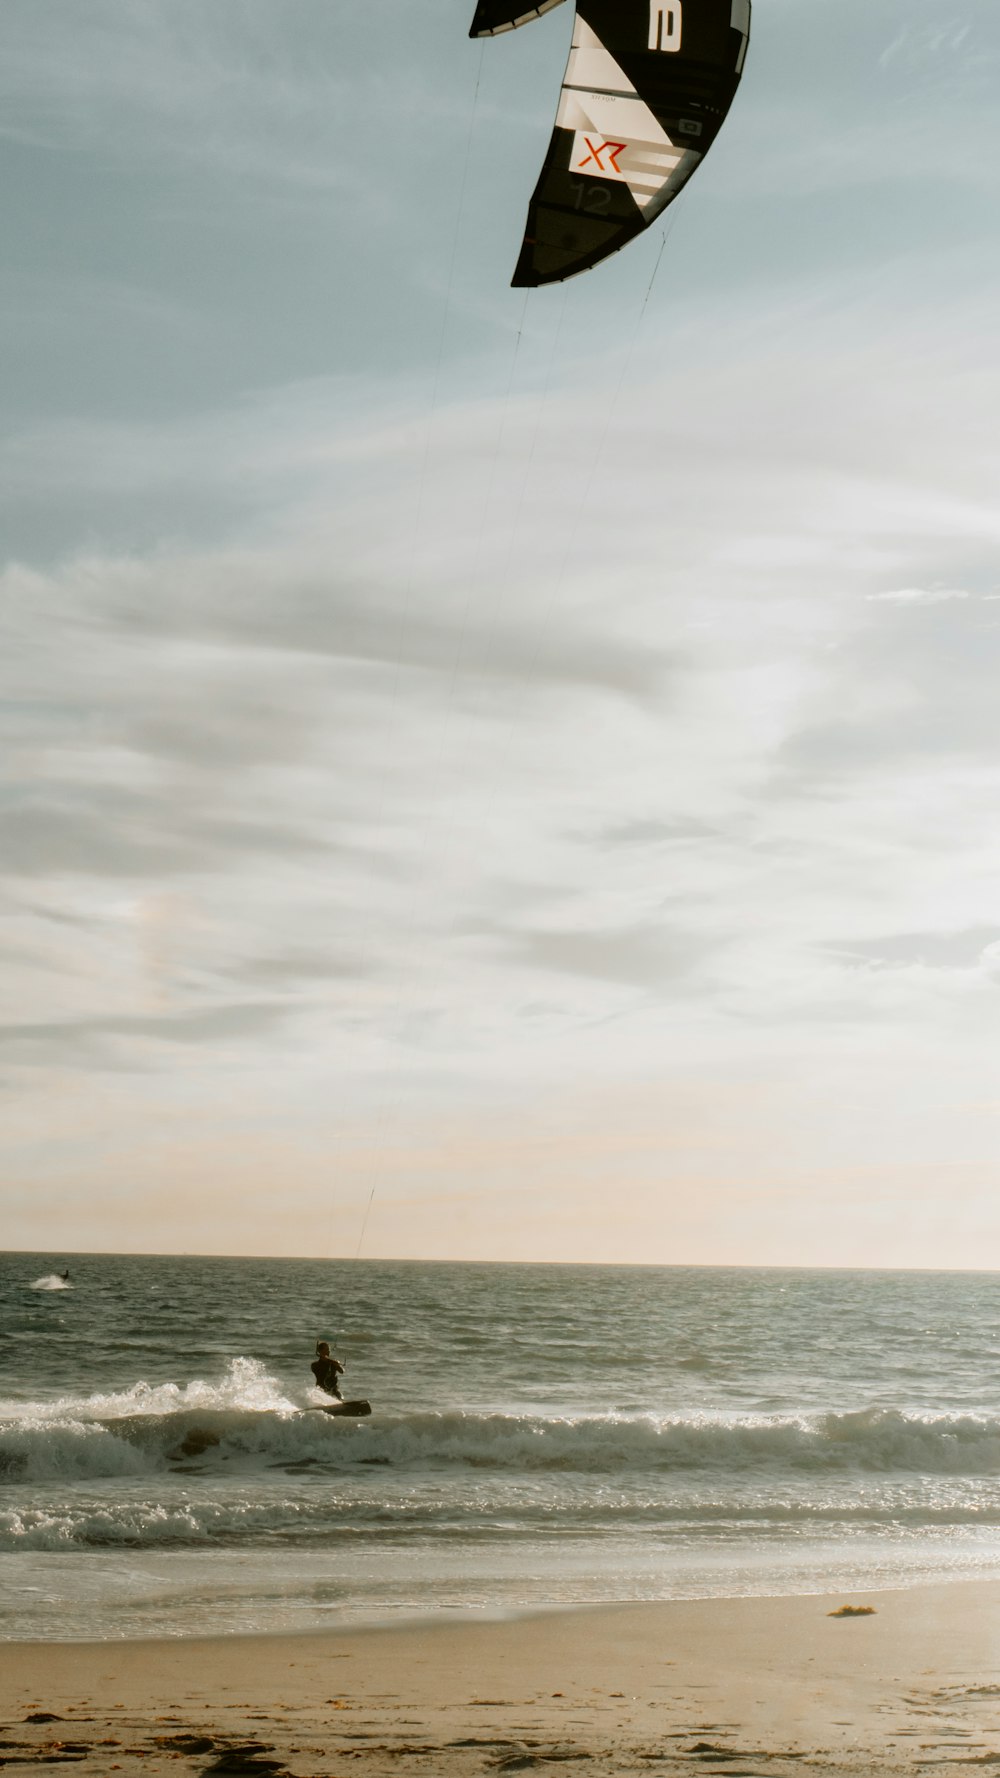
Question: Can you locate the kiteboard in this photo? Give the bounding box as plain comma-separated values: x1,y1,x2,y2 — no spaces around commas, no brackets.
316,1399,372,1417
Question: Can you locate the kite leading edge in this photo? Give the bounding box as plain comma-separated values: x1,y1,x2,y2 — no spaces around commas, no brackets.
469,0,567,35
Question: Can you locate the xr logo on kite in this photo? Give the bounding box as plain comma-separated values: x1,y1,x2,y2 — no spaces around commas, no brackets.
576,136,627,174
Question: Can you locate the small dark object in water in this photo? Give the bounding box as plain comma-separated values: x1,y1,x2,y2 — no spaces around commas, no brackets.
173,1429,222,1459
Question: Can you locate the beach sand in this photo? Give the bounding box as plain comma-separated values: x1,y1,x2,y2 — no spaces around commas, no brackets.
4,1580,1000,1775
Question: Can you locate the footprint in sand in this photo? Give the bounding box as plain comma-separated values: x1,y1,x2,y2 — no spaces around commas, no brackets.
202,1746,287,1775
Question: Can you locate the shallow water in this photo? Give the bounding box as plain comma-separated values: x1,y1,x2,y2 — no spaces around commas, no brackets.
3,1254,1000,1638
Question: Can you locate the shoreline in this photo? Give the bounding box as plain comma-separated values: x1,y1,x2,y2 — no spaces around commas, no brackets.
5,1579,1000,1775
8,1536,1000,1644
6,1558,1000,1648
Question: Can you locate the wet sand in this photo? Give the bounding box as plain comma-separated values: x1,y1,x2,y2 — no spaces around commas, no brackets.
4,1580,1000,1775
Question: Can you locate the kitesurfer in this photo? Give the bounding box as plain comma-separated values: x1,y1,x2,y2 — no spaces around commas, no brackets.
311,1341,344,1400
60,1269,70,1281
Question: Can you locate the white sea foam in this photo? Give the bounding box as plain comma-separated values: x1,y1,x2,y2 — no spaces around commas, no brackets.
0,1501,212,1549
0,1356,294,1426
6,1478,1000,1554
27,1274,72,1291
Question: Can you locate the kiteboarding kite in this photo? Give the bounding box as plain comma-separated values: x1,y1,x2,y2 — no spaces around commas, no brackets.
470,0,751,286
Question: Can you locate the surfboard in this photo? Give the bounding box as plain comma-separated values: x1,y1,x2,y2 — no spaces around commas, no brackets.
317,1399,372,1417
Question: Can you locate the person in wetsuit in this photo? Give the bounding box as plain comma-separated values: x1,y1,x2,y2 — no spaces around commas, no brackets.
311,1341,344,1400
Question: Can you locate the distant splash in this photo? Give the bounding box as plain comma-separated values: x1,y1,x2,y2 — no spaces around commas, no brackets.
28,1274,72,1292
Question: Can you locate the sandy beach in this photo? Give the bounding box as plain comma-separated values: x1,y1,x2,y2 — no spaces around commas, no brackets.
4,1580,1000,1776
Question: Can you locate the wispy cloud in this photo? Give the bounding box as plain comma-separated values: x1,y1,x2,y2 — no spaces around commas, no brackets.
0,1000,289,1068
868,587,975,604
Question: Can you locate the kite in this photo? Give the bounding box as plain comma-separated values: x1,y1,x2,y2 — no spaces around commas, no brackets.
470,0,567,28
470,0,751,287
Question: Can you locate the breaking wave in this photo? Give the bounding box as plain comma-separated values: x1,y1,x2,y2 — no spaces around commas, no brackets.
8,1489,1000,1553
6,1361,1000,1487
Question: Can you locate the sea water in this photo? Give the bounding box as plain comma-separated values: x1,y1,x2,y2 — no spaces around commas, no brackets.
4,1254,1000,1640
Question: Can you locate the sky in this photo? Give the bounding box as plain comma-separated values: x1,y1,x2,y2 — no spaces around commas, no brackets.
3,0,1000,1266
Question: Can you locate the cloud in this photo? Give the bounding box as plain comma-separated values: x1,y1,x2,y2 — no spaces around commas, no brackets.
499,921,718,991
87,557,671,702
220,946,371,987
0,0,371,189
773,594,1000,784
0,1000,289,1069
5,279,1000,1080
599,818,721,848
2,797,333,881
868,587,974,604
828,927,1000,968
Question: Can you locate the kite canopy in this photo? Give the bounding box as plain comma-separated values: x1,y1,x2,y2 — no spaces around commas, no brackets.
479,0,750,287
469,0,566,36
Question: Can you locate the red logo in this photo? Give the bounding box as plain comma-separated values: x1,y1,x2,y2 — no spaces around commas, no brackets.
576,136,627,174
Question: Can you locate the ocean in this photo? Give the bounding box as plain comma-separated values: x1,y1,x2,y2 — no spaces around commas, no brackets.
4,1254,1000,1641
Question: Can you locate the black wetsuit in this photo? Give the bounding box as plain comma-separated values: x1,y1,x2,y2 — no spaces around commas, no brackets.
311,1356,344,1399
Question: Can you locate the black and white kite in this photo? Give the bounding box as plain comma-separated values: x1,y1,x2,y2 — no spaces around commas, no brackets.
470,0,751,286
